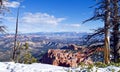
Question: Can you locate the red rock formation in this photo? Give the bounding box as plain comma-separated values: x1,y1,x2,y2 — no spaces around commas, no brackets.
68,44,84,50
41,44,104,67
47,49,93,67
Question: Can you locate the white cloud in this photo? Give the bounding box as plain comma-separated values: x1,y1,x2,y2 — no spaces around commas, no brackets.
21,12,66,25
5,17,16,22
69,24,81,27
3,1,20,8
4,12,66,33
4,12,82,33
64,24,81,27
5,12,66,25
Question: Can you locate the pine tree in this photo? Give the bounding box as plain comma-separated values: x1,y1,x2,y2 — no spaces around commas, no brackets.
16,42,37,64
12,6,20,61
104,0,111,64
83,0,111,64
83,0,120,63
111,0,120,62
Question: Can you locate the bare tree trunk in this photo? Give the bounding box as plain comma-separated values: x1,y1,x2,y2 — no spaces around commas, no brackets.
112,0,120,62
12,7,20,61
104,0,111,64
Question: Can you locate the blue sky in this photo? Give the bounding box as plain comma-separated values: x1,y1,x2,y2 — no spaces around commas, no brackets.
3,0,103,33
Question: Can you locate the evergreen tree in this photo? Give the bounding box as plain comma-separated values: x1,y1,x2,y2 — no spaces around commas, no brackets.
83,0,120,63
12,6,20,61
104,0,111,64
83,0,111,64
111,0,120,62
15,42,37,64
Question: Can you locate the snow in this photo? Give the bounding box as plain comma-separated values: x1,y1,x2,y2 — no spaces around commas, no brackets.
0,62,120,72
0,62,67,72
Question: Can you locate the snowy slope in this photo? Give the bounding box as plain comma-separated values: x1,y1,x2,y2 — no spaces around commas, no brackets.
0,62,67,72
0,62,120,72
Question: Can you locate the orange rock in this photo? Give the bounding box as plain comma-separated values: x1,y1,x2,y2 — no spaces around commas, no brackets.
39,44,103,67
46,48,93,67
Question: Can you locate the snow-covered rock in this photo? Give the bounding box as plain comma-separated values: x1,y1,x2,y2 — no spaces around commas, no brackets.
0,62,120,72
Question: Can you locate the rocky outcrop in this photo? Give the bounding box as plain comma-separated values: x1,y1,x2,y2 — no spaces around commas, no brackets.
48,49,93,67
40,44,105,67
61,44,85,50
41,48,93,67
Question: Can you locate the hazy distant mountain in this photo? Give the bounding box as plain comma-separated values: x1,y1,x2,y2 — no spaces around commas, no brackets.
0,32,88,61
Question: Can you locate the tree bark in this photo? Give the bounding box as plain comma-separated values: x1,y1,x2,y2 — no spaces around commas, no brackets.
12,7,20,61
112,0,120,62
104,0,111,64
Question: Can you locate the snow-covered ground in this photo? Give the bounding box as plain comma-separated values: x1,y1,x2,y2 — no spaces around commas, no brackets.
0,62,120,72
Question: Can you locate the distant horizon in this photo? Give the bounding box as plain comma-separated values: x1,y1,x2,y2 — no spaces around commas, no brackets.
3,31,91,34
